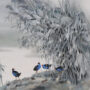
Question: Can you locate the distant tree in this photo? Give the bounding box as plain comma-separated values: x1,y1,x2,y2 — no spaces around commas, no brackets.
7,0,90,84
0,64,4,86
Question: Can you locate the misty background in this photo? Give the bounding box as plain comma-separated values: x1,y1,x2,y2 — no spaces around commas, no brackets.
0,0,18,47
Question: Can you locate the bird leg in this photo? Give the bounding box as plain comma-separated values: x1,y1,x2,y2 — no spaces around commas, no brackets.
16,77,17,80
18,77,20,80
36,71,38,73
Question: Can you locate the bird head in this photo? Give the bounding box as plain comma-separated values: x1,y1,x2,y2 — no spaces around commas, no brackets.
12,68,15,71
38,62,40,65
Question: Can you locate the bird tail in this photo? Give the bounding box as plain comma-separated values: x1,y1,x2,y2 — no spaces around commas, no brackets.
19,73,21,76
48,64,52,66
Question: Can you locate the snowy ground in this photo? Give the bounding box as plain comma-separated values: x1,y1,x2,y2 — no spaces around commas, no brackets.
1,71,90,90
0,47,45,85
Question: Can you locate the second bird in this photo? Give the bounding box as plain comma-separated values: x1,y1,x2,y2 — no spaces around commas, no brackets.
42,64,52,70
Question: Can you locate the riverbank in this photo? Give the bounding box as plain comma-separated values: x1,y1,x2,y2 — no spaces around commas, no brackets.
1,71,90,90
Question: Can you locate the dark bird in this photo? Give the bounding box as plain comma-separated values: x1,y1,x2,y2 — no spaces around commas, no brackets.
55,66,64,72
42,64,52,69
12,68,21,78
33,62,41,73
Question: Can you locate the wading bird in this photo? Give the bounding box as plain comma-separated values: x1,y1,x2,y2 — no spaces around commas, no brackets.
12,68,21,79
33,62,41,73
42,64,52,70
55,66,64,72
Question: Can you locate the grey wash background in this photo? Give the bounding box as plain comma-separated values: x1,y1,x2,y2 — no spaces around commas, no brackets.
0,0,18,47
0,0,90,85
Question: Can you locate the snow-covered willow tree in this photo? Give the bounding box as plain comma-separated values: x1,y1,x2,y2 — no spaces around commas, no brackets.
7,0,90,84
